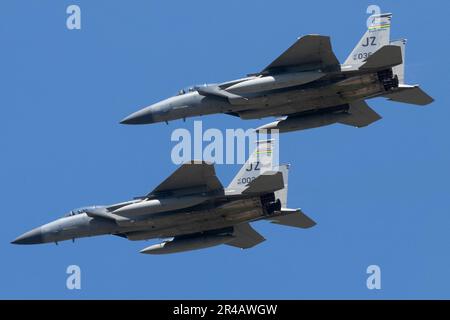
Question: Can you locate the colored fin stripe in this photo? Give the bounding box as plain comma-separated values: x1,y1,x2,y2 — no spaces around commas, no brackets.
369,24,391,30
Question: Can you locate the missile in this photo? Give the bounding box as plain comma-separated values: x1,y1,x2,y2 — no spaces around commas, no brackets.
140,234,235,254
226,71,324,94
113,195,208,218
256,112,350,133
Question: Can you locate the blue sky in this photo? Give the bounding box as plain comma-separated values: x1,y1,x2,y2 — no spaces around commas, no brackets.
1,0,449,299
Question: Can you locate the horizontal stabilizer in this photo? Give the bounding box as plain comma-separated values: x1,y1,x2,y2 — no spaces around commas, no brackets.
227,223,265,249
383,84,434,106
359,45,402,70
338,100,382,128
149,161,223,195
242,171,284,194
270,208,316,229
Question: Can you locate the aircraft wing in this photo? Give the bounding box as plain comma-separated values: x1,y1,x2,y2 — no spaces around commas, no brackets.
262,35,340,73
226,223,265,249
148,161,223,195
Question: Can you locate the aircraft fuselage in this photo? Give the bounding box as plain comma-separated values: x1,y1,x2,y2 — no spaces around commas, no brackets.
11,193,279,245
120,68,398,125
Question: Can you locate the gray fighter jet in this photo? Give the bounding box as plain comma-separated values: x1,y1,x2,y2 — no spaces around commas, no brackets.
121,13,433,133
12,141,316,254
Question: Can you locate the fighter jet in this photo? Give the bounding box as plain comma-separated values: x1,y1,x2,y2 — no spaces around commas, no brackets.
121,13,433,133
11,141,316,254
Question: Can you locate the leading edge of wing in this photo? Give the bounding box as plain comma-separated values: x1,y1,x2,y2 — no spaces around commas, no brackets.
149,161,223,195
262,35,340,73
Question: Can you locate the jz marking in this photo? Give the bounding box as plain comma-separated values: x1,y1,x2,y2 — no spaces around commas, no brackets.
245,161,260,172
362,36,377,47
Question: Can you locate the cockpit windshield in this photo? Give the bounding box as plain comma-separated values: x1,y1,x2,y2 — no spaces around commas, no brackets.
177,86,197,96
64,205,103,217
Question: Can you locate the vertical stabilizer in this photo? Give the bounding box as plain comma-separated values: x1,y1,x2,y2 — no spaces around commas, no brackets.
227,140,276,192
391,39,406,84
274,164,289,207
344,13,392,67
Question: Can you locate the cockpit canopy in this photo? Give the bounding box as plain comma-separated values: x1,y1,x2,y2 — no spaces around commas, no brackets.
64,205,104,217
177,86,197,95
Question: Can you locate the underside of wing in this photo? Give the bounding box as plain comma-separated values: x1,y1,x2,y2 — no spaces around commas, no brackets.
262,35,340,73
226,223,265,249
255,101,380,133
149,161,223,195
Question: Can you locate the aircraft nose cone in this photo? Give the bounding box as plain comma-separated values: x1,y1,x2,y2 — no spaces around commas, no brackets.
11,227,43,245
120,108,155,125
